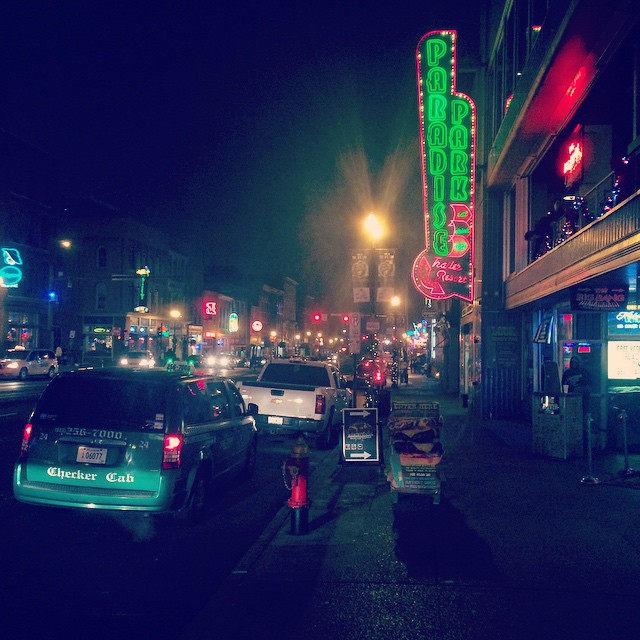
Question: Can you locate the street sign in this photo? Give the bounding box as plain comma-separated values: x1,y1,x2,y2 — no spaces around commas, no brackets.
341,408,380,463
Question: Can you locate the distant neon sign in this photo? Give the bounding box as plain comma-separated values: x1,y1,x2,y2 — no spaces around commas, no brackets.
412,30,476,302
203,301,218,316
135,266,150,313
1,247,23,288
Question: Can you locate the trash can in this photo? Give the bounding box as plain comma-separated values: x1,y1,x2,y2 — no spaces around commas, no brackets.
532,392,583,459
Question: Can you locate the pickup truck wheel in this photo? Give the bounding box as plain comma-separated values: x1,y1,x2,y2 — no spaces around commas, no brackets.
316,412,336,450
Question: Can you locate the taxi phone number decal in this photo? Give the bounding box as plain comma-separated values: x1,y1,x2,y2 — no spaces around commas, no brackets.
53,427,124,439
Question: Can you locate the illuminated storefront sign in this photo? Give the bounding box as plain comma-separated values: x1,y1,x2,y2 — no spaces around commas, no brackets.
1,247,23,288
203,301,218,316
251,320,263,332
608,311,640,336
412,30,476,302
571,284,628,311
134,267,150,313
229,313,239,333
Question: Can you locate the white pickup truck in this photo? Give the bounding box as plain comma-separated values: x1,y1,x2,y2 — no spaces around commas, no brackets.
237,359,352,448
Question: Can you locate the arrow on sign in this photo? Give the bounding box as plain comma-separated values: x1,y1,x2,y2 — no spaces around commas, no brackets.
348,411,372,418
349,451,372,459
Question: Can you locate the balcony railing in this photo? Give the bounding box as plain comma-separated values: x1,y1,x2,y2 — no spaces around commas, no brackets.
528,172,621,262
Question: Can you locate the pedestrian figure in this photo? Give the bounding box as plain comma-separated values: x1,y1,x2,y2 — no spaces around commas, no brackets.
399,358,409,384
562,355,591,397
562,355,593,447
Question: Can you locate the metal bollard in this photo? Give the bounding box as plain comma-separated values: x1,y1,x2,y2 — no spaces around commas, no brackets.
581,412,600,484
618,409,639,477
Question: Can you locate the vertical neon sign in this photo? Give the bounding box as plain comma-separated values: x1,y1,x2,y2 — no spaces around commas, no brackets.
412,31,476,302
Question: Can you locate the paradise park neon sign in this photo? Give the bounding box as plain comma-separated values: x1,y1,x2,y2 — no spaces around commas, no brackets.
412,30,476,302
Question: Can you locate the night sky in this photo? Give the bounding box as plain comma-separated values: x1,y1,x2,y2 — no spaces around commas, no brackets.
1,1,481,306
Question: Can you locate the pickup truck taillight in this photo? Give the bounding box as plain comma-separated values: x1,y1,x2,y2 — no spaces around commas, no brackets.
162,434,183,469
19,423,33,458
315,394,326,415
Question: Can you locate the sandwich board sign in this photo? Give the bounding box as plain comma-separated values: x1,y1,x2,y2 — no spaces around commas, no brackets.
341,408,380,463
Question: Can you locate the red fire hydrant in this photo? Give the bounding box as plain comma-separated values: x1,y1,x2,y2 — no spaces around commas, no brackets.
282,433,311,535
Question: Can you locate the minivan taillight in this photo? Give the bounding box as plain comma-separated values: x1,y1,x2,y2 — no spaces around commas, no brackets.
19,423,33,458
162,434,183,469
315,394,326,415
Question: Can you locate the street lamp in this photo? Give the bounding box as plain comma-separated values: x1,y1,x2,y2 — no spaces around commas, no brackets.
391,296,401,339
47,239,73,350
364,212,384,322
170,309,182,355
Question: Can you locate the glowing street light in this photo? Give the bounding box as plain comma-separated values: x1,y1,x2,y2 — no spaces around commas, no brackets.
364,212,384,319
364,212,383,247
169,309,182,353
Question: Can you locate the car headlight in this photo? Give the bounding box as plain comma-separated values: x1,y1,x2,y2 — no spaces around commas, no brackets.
120,358,128,365
206,356,216,366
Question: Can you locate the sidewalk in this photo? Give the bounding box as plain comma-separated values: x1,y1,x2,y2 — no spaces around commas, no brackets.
183,373,640,640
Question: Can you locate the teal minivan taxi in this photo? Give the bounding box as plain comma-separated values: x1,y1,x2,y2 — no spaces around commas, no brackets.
13,368,258,522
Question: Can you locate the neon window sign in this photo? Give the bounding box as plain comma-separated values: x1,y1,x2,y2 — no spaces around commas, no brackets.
562,126,584,188
412,30,476,302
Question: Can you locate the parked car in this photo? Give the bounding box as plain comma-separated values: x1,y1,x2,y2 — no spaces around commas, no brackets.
0,348,59,380
166,354,216,375
13,368,259,522
118,350,155,369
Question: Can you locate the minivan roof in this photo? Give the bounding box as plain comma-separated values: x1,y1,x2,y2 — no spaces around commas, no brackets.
57,367,228,383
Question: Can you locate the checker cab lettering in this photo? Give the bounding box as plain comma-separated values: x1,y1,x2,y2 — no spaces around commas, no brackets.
106,472,135,483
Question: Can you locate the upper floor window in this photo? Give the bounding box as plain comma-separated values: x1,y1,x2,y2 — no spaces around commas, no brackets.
95,283,107,311
97,246,107,269
488,0,552,142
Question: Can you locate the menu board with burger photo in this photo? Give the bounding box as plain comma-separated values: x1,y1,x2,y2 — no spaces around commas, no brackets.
386,401,444,503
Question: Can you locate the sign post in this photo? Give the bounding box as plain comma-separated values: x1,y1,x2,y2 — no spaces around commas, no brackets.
341,408,381,464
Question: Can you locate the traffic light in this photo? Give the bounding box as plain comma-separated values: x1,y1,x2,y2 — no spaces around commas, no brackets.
312,312,322,322
342,314,350,323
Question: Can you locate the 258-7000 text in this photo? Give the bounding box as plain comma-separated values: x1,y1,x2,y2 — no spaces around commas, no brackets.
53,427,123,439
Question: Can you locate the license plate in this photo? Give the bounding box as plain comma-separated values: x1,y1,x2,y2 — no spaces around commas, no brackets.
268,416,284,425
77,446,108,464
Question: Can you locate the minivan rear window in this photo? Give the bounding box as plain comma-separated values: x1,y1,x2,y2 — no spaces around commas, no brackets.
34,377,169,431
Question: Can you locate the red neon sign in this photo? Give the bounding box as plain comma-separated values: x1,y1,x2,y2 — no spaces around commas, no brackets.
412,30,476,302
562,126,584,188
203,301,217,316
